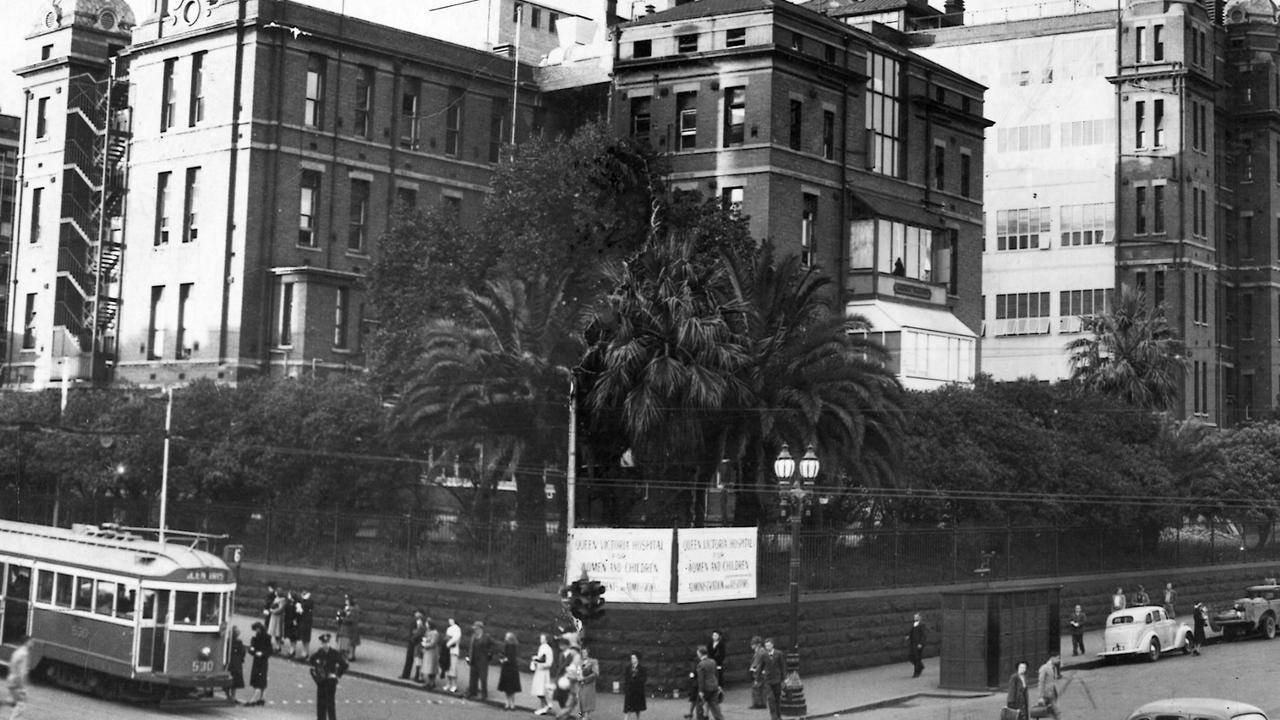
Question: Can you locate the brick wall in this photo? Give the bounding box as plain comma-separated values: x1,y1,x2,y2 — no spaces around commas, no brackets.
236,560,1277,693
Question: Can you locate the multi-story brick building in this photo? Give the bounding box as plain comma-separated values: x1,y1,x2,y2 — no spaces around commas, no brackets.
0,114,17,370
615,0,988,389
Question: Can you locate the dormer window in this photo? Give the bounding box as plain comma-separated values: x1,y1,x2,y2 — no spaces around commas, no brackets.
678,34,698,53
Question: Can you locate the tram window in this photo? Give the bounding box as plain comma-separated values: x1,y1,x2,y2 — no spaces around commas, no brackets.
174,590,198,625
141,589,157,620
74,577,94,612
55,573,73,608
94,579,116,616
117,585,136,620
36,570,54,604
8,566,30,598
200,592,221,625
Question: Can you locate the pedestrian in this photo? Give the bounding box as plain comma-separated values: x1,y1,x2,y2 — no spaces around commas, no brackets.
707,630,727,687
748,635,766,709
1164,582,1178,617
498,631,522,710
1192,601,1208,655
683,651,701,720
336,594,361,662
410,615,427,683
1004,660,1029,720
1111,586,1126,612
695,645,724,720
556,634,582,683
5,635,30,720
225,625,246,704
284,590,303,659
422,618,440,689
531,632,554,714
1134,585,1150,606
400,610,425,680
445,617,462,693
549,674,580,720
296,590,315,658
246,621,272,706
760,638,784,720
262,581,277,619
907,612,926,678
467,620,494,699
267,588,287,652
309,632,349,720
622,651,648,720
1068,605,1087,656
1036,654,1061,720
578,645,599,720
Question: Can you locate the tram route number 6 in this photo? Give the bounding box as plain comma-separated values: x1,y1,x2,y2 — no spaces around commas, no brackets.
223,544,244,566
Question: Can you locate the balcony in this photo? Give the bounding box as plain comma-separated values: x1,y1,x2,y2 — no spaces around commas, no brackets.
846,270,948,305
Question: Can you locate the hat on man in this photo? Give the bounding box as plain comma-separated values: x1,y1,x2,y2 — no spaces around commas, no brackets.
473,621,485,629
318,633,332,643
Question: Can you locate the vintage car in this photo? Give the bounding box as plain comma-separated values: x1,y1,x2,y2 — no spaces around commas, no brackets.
1126,698,1268,720
1211,582,1280,640
1099,605,1194,662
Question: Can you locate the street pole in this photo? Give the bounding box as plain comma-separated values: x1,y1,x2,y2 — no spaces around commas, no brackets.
790,510,800,651
567,375,576,533
159,386,172,544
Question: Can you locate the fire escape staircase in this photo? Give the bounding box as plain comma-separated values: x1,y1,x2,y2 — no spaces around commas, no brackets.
86,76,130,344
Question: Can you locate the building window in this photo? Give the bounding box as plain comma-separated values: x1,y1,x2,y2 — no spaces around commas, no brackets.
630,96,651,144
994,292,1052,335
445,87,464,157
36,97,48,138
996,207,1051,250
791,31,803,52
182,167,199,243
334,287,349,349
726,27,745,48
29,187,42,243
866,52,901,176
443,194,462,218
531,6,541,28
1242,292,1254,339
723,87,745,147
1153,24,1164,61
155,171,171,245
299,169,320,247
148,286,164,359
279,282,294,346
1135,26,1145,63
933,142,945,191
1243,138,1254,181
678,34,698,53
22,294,35,350
161,58,177,132
1242,214,1254,258
677,92,697,150
41,44,51,60
634,39,651,58
722,187,743,215
1152,184,1165,234
490,98,508,163
188,51,205,126
801,193,817,268
1135,100,1145,148
1135,185,1148,234
349,178,369,252
396,186,417,212
1153,99,1164,146
789,99,802,151
996,124,1051,152
1060,203,1114,245
354,66,373,139
1154,270,1165,307
549,13,558,31
960,150,972,198
1059,288,1109,332
400,78,420,150
1060,119,1114,147
176,283,192,359
822,110,835,160
305,54,326,129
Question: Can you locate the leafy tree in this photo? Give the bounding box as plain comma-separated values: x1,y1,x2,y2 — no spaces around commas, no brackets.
1066,287,1188,410
1206,422,1280,548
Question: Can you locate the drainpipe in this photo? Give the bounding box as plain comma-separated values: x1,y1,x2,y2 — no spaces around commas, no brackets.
222,0,248,366
838,35,851,309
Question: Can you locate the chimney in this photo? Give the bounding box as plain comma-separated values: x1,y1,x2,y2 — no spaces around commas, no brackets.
943,0,964,25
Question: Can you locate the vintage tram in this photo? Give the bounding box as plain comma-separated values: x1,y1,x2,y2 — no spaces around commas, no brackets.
0,519,235,699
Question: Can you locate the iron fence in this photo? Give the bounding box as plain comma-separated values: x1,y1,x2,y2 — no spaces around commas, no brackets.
2,494,1275,594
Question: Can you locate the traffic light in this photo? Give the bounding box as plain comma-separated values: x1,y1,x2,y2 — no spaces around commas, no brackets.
582,580,606,621
565,579,591,621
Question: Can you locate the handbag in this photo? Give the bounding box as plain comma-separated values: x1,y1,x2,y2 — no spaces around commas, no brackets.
999,708,1022,720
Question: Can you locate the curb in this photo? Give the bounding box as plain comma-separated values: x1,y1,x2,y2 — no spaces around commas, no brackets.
806,691,993,719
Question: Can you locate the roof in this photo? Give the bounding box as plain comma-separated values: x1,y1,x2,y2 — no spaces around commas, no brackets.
847,300,975,338
1126,698,1267,718
0,519,230,582
803,0,920,16
626,0,780,26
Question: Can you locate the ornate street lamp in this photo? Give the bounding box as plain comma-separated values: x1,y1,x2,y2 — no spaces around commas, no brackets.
774,444,819,717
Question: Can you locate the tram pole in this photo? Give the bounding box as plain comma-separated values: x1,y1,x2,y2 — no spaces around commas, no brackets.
159,387,172,544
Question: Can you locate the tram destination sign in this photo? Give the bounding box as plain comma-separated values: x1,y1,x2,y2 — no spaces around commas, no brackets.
185,569,228,581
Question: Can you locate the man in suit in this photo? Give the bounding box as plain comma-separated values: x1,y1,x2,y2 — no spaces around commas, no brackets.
1037,654,1061,720
760,638,784,720
1068,605,1087,656
466,621,494,699
694,645,723,720
907,613,926,678
400,610,425,680
309,633,349,720
1005,661,1029,720
706,630,727,687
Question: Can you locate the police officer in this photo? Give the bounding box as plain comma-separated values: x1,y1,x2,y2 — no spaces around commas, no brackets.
309,633,349,720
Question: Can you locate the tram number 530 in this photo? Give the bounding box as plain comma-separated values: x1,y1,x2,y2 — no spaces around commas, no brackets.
192,660,215,674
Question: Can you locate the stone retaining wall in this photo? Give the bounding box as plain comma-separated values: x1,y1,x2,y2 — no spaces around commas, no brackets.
234,561,1280,692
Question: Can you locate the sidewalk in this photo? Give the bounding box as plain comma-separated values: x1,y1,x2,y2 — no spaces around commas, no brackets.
233,612,1121,717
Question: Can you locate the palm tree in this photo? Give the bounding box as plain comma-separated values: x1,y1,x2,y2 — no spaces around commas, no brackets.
1066,287,1187,410
723,242,905,524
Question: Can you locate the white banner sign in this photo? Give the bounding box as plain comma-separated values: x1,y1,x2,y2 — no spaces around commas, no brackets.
565,528,672,604
676,527,758,603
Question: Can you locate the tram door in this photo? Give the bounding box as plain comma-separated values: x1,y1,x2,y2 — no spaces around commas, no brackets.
137,588,170,672
0,562,32,644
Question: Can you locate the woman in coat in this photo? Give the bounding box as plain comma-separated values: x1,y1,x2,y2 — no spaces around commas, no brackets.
224,625,246,704
282,591,300,659
266,590,287,651
336,594,361,661
497,631,521,709
622,651,647,720
530,632,554,714
246,622,272,706
296,590,315,658
421,620,440,689
578,645,599,720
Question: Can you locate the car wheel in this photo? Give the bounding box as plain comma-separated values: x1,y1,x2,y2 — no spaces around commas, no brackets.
1224,626,1239,641
1262,615,1276,640
1182,632,1193,654
1146,638,1160,662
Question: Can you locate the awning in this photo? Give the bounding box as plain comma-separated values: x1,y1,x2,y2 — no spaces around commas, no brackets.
846,300,976,338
